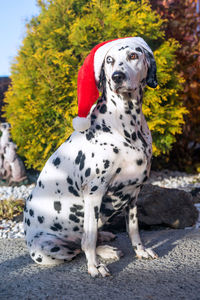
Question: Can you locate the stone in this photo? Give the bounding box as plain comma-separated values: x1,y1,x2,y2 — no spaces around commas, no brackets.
137,184,198,229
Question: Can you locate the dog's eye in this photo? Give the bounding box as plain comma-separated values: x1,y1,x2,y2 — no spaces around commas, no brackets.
106,56,114,64
129,53,138,60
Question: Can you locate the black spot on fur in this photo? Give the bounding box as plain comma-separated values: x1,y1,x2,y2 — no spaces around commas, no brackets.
75,182,80,191
94,206,99,220
102,120,111,133
85,168,91,177
100,104,107,114
73,226,79,232
79,154,86,171
76,211,84,217
67,176,73,185
27,219,30,226
128,101,134,110
111,99,117,106
136,47,143,53
123,142,130,147
138,131,148,148
113,147,119,153
50,223,63,231
104,160,110,169
29,209,34,217
132,114,136,121
132,132,137,141
75,151,82,164
68,186,80,197
101,177,105,183
70,207,76,213
54,201,62,213
52,157,61,167
116,168,121,174
96,168,100,174
86,131,94,141
74,204,83,210
91,114,97,119
96,125,101,130
124,130,130,138
38,216,44,224
50,246,60,252
69,214,80,223
136,108,140,114
38,180,45,189
91,186,98,192
125,109,131,115
136,159,143,166
36,257,42,263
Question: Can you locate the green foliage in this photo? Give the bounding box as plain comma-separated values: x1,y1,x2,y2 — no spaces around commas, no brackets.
0,199,24,220
4,0,186,170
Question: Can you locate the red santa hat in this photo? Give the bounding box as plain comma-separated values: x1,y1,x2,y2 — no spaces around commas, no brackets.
73,37,153,132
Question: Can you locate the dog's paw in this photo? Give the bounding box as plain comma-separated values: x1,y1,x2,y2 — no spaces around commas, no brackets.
96,245,123,260
134,246,158,259
88,263,111,277
98,231,116,243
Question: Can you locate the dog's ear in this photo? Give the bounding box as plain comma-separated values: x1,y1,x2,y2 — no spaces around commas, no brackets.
97,62,106,91
143,49,157,89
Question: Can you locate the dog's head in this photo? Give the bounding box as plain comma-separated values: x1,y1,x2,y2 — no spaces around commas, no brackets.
98,40,157,94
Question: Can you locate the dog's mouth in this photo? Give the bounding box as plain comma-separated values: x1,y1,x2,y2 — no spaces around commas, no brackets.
115,86,134,94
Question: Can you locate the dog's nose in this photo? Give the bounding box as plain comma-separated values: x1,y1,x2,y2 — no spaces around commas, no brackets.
112,71,126,84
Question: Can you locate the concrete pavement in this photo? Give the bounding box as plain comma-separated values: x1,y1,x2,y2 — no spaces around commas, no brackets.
0,228,200,300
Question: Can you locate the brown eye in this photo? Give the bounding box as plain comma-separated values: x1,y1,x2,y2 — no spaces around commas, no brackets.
129,53,138,60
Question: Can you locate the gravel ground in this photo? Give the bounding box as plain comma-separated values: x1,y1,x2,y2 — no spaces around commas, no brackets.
0,229,200,300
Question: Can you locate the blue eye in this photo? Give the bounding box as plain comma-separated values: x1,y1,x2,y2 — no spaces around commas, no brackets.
106,56,114,64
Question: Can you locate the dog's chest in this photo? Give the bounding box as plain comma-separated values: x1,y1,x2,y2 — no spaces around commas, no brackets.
98,143,150,225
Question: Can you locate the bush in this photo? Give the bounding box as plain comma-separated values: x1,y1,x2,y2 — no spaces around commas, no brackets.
150,0,200,171
4,0,187,170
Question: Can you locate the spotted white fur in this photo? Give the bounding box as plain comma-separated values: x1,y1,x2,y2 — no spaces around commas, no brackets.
24,39,158,277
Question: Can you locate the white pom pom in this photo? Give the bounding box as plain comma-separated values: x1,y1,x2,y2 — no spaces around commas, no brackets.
72,116,90,132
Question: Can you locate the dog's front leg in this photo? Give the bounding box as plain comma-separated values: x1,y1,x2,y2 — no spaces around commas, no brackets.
82,191,110,277
126,201,158,259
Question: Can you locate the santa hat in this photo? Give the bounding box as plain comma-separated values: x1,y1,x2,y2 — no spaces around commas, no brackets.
73,37,153,132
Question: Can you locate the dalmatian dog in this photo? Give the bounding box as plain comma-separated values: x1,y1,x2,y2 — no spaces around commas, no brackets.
24,37,158,277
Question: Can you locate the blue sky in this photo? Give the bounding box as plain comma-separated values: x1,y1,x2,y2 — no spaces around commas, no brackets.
0,0,40,76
